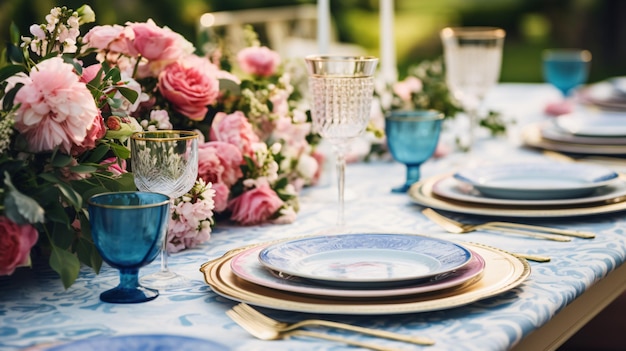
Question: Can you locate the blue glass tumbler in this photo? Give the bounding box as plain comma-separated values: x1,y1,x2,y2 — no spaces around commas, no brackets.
88,192,170,303
385,110,444,193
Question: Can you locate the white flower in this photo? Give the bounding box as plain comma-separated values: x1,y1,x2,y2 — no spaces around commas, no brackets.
296,153,319,180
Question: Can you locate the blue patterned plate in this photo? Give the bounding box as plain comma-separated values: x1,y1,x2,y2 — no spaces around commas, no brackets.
454,162,618,200
45,334,228,351
258,234,473,288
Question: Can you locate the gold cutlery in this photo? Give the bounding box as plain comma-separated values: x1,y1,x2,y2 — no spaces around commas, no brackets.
226,305,411,351
421,208,594,242
504,252,551,263
229,303,435,346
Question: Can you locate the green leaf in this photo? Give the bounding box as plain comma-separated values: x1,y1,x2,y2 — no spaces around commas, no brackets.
219,78,241,96
69,164,98,173
49,245,80,289
116,86,139,104
0,64,26,82
56,181,82,210
44,202,70,224
51,221,74,249
75,237,101,271
38,172,61,183
109,142,131,160
50,152,73,167
2,82,23,111
3,172,45,224
6,44,25,64
9,22,21,44
83,144,110,163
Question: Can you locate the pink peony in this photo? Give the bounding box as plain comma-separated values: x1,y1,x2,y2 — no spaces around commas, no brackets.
211,183,230,213
128,19,194,62
209,111,260,158
237,46,281,77
228,185,284,225
0,217,39,276
198,141,243,187
11,57,99,154
157,58,220,121
71,112,106,156
84,24,132,54
100,157,127,176
167,201,213,253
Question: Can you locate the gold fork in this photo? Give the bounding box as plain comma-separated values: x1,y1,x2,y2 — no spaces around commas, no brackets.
232,303,435,346
422,208,595,240
226,307,401,351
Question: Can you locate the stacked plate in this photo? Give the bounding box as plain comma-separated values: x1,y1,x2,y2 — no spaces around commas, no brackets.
522,110,626,155
200,233,530,315
409,162,626,217
578,77,626,111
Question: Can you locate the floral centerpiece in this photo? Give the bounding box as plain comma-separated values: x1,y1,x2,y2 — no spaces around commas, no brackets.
0,5,320,288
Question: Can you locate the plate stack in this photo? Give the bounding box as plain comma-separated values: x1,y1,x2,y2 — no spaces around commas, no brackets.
578,77,626,112
522,110,626,155
200,233,530,315
409,162,626,217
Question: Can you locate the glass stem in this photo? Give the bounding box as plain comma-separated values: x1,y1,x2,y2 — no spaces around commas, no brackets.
405,164,422,189
334,146,347,227
467,108,477,153
160,238,169,273
119,268,139,290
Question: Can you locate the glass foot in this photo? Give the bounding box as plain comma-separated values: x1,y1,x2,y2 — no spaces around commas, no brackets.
391,184,412,193
140,270,190,290
100,286,158,303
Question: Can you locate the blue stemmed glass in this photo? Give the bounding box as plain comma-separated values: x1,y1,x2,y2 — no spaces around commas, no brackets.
385,110,444,193
543,49,592,98
88,192,170,303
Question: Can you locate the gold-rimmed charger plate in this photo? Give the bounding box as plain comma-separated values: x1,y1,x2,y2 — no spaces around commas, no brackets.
522,123,626,155
199,240,530,315
409,173,626,218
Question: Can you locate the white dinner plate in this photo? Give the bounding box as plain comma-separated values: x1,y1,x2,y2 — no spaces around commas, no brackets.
453,162,618,200
555,110,626,137
578,81,626,111
200,241,530,315
231,244,485,298
433,173,626,206
257,233,473,288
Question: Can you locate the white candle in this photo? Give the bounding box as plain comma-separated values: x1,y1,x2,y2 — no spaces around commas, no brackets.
380,0,397,84
317,0,330,54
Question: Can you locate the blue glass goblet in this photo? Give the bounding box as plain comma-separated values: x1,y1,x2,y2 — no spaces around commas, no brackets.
88,192,170,303
385,110,444,193
543,49,592,98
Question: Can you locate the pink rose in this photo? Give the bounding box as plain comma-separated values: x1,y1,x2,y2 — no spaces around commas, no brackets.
393,76,423,102
157,58,220,121
129,19,194,62
0,217,39,276
237,46,281,77
11,57,99,154
228,185,283,225
71,112,106,156
209,111,259,158
80,64,102,83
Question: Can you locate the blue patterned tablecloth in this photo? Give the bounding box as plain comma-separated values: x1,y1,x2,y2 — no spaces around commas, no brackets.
2,84,625,351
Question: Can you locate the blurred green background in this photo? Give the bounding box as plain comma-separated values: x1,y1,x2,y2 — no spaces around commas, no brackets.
1,0,624,83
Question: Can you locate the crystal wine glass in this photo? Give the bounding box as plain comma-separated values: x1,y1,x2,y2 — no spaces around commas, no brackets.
542,49,592,111
88,191,170,303
385,110,444,193
130,130,198,290
440,27,505,151
305,55,378,227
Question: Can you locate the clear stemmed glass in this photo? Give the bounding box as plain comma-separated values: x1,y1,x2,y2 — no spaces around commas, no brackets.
88,191,170,303
542,49,592,107
305,55,378,227
440,27,505,151
385,110,444,193
130,130,198,290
